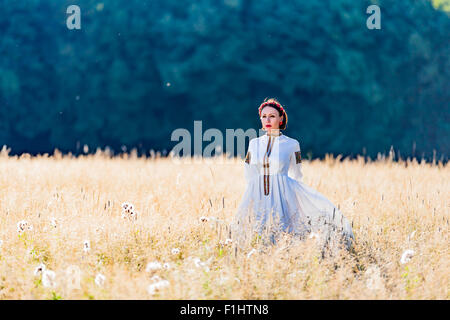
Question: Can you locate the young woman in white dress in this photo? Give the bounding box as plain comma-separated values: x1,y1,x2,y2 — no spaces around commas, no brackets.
231,98,354,252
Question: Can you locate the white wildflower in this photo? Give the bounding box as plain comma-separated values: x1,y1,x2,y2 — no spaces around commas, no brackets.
193,258,202,268
17,220,32,233
150,275,162,282
171,248,180,255
147,280,170,295
224,238,233,246
146,261,163,272
309,232,320,240
0,240,3,248
83,240,91,253
95,273,106,287
121,202,138,220
122,202,134,212
193,258,210,272
247,249,257,258
42,270,56,288
50,217,57,228
400,249,415,264
34,263,46,276
163,263,171,270
199,216,209,223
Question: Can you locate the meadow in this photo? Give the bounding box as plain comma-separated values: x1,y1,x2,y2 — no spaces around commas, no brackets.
0,148,448,299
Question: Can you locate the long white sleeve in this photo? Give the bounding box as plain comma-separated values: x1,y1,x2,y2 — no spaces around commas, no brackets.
288,141,303,183
244,139,258,183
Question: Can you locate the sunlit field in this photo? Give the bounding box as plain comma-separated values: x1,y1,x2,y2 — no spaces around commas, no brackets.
0,148,448,300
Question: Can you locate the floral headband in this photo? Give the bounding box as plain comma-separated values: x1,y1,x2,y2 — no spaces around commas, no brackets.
258,100,285,116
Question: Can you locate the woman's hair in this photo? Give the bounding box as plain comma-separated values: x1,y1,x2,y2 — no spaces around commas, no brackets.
258,97,288,130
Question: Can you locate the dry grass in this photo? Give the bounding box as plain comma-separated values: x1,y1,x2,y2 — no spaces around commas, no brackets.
0,149,448,300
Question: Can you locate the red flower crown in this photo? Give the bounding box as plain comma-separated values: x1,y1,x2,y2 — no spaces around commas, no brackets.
258,100,285,116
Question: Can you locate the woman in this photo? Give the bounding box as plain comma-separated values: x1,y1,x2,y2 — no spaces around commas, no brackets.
231,98,354,253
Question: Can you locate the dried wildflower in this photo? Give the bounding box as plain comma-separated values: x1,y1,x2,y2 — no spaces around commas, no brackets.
42,270,56,288
308,232,320,240
145,261,162,272
83,240,91,253
95,273,106,287
400,249,415,264
50,217,57,228
171,248,180,255
121,202,138,220
122,202,134,212
17,220,33,233
147,280,170,295
34,263,46,276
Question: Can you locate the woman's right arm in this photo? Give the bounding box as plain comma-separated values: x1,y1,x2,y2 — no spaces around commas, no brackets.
288,140,304,183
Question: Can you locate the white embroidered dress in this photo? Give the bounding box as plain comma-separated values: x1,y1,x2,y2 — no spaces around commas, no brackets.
231,132,354,250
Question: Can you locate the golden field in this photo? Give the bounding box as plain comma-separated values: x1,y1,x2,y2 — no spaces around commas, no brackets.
0,148,448,300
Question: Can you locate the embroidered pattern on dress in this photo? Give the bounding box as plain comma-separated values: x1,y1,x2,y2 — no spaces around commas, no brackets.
295,150,302,164
263,136,274,196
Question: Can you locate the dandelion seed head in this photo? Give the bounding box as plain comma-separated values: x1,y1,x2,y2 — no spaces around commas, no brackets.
400,249,415,264
34,263,46,276
121,202,138,220
147,280,169,295
146,261,162,272
17,220,32,233
83,240,91,252
42,270,56,288
309,232,320,240
50,217,57,228
95,273,106,287
192,258,210,272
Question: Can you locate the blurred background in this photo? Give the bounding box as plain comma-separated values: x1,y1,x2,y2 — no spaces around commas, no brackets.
0,0,449,160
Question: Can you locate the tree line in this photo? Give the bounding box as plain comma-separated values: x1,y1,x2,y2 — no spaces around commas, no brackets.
0,0,448,161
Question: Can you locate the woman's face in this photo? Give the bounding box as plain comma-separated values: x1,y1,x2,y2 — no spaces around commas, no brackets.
260,106,282,130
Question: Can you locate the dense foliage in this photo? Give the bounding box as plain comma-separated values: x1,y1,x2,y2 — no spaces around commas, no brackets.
0,0,448,160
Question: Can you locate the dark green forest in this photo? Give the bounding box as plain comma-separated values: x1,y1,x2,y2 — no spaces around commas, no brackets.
0,0,449,160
